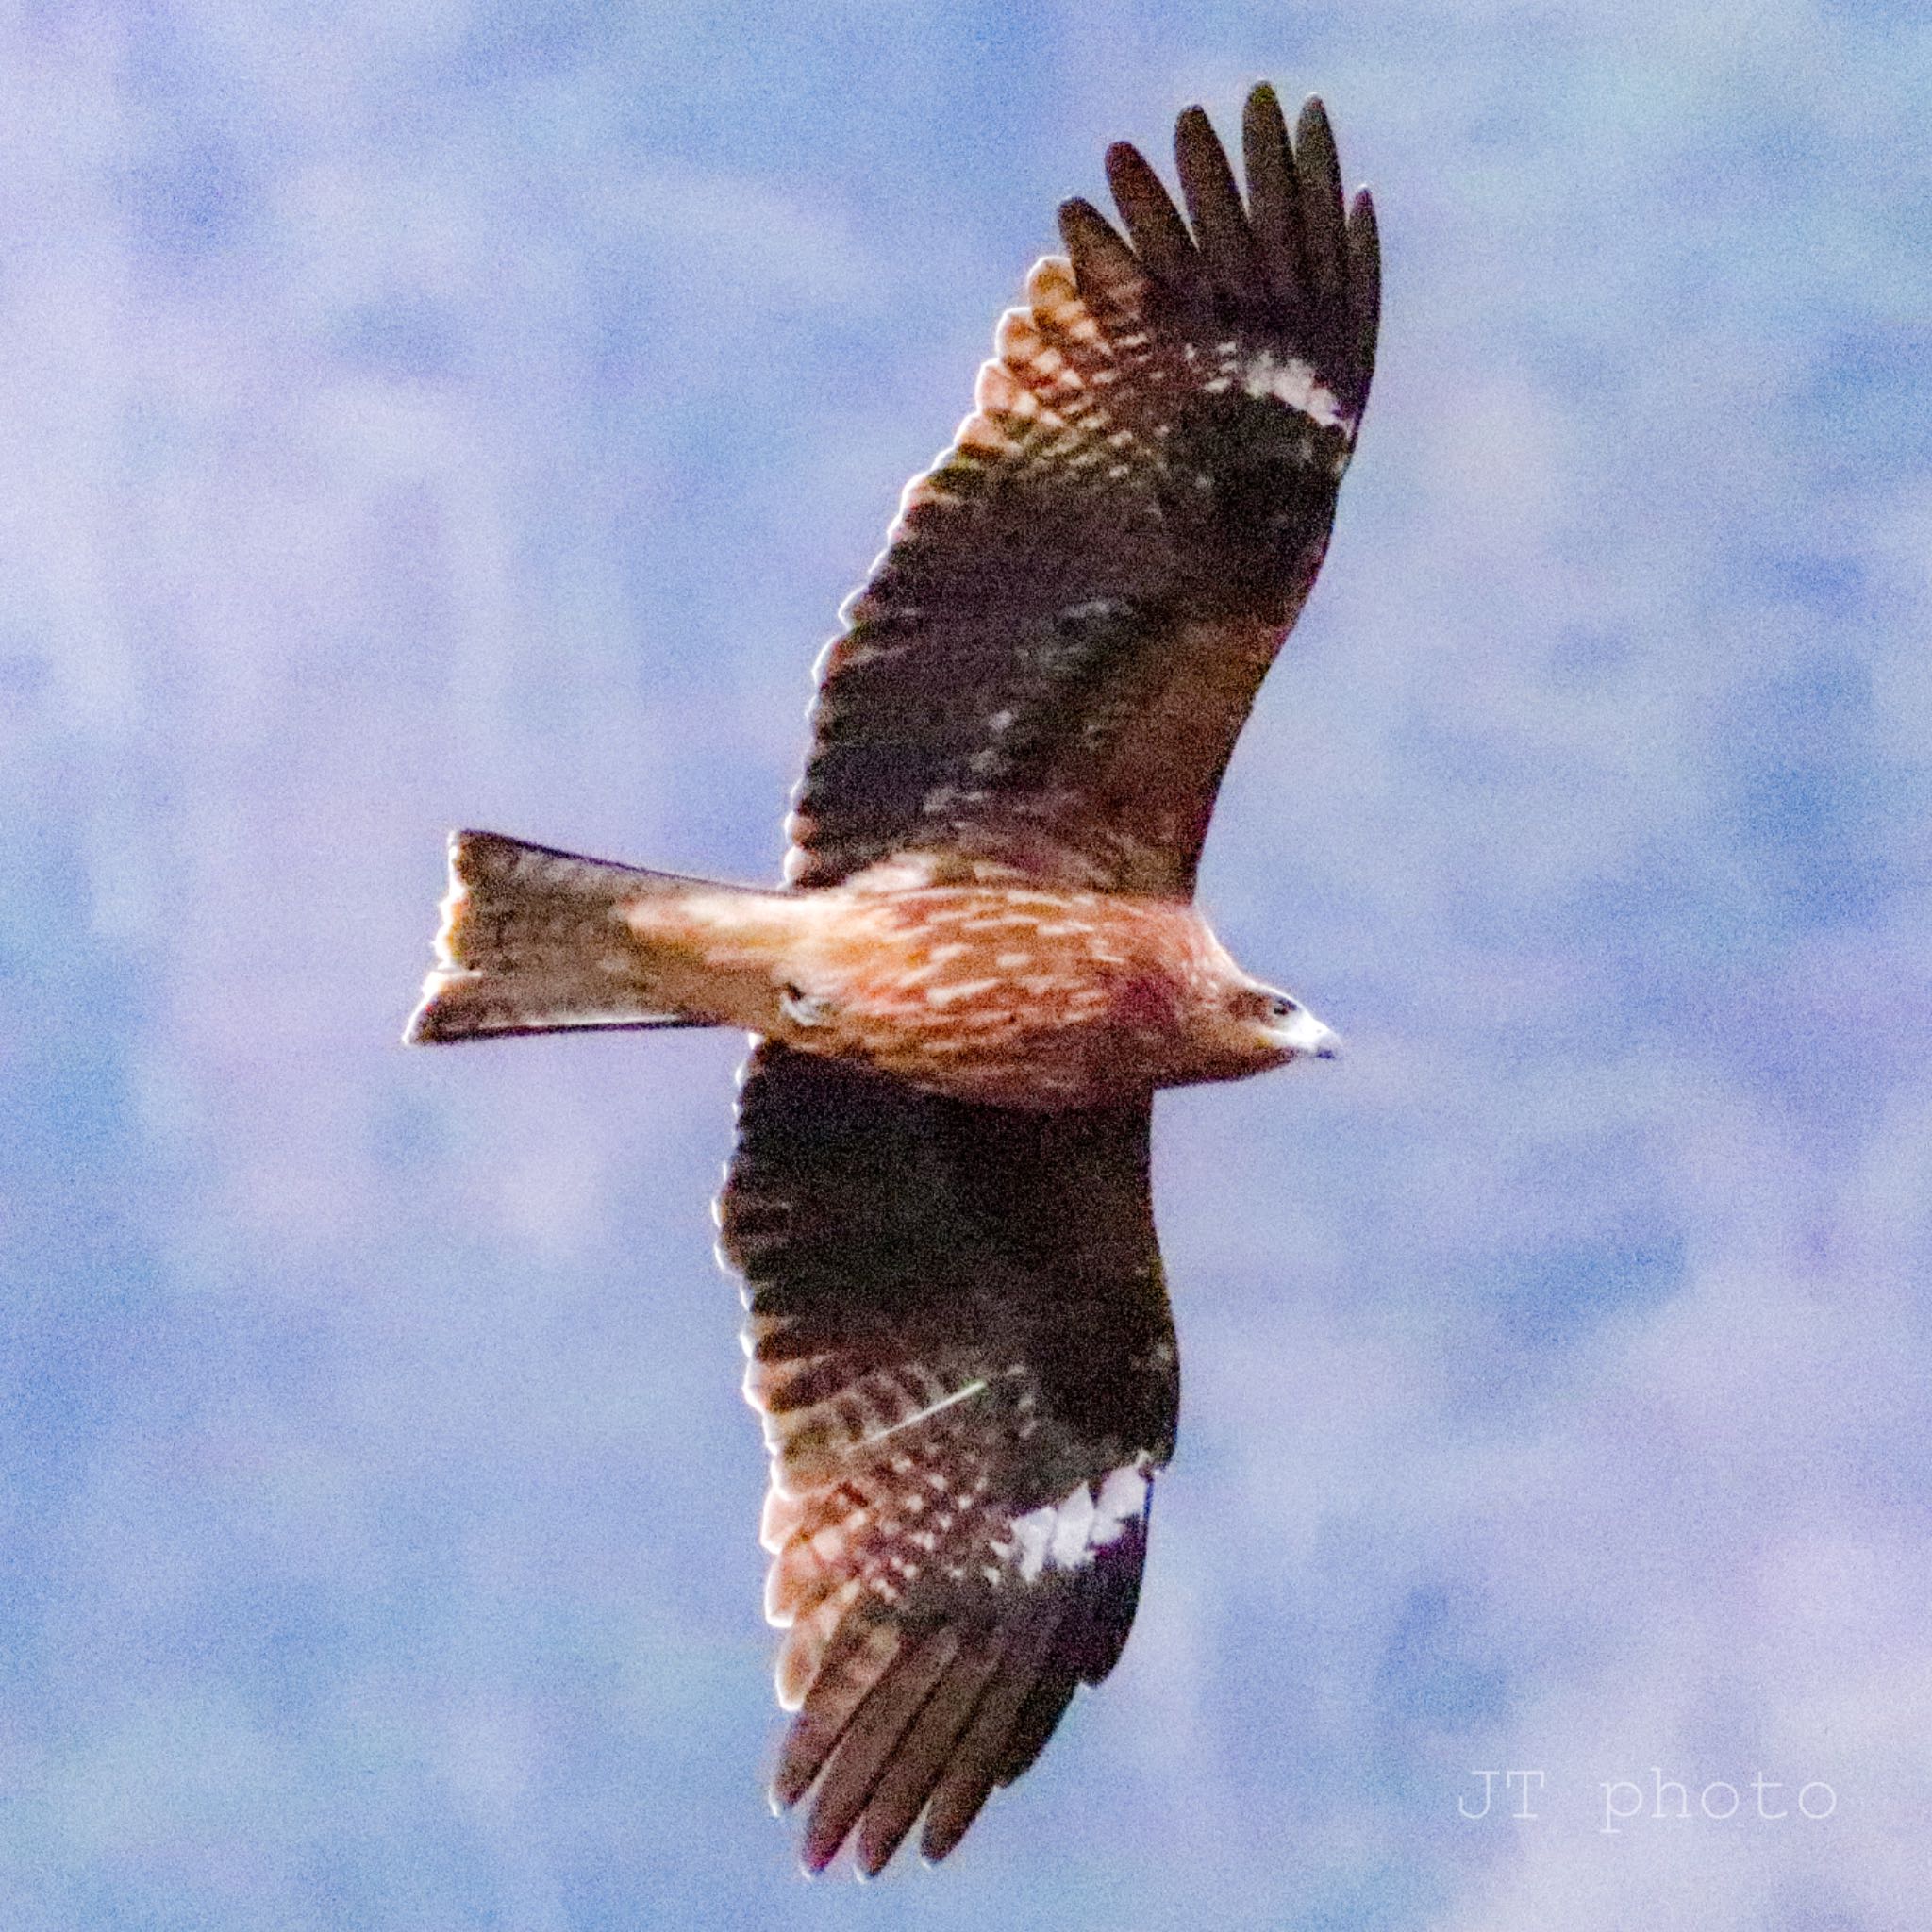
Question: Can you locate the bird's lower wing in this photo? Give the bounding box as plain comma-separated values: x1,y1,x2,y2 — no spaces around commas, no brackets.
716,1044,1178,1873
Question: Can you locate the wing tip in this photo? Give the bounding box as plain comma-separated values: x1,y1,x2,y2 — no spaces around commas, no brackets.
1084,83,1379,411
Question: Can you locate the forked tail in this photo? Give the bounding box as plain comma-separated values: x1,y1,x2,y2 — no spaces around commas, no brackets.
405,831,753,1043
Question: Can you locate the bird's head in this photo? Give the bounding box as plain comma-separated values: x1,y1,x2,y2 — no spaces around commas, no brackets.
1227,979,1341,1071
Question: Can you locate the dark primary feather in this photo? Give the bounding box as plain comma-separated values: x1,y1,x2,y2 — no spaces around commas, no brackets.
787,83,1379,896
1173,105,1263,305
718,1046,1178,1873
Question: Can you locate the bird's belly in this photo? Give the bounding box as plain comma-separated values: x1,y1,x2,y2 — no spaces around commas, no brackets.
768,882,1224,1110
858,1020,1158,1112
792,959,1192,1109
821,1007,1174,1110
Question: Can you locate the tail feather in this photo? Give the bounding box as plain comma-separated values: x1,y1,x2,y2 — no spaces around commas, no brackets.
405,831,747,1044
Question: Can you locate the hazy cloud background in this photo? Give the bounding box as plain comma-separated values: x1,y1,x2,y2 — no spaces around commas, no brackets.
3,3,1927,1927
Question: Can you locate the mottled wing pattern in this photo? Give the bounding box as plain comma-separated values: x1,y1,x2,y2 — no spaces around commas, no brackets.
788,86,1379,896
718,1045,1178,1872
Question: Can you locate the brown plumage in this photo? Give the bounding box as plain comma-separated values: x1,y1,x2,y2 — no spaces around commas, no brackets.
407,82,1377,1874
412,836,1333,1108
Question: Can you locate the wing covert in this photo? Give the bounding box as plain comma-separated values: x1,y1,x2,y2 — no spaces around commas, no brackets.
717,1044,1178,1873
787,85,1378,896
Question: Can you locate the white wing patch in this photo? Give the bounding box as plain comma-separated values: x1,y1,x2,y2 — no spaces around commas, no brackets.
1239,347,1349,428
995,1455,1152,1583
1198,339,1349,434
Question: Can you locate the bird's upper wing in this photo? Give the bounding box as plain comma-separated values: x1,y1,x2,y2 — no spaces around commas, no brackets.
717,1044,1178,1874
786,85,1379,897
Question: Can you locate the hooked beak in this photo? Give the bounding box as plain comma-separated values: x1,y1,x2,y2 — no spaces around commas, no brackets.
1275,1005,1341,1062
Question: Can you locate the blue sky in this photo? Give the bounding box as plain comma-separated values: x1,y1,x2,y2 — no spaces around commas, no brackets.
2,3,1928,1928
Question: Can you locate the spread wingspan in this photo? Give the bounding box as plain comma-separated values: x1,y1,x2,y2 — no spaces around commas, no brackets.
715,84,1374,1874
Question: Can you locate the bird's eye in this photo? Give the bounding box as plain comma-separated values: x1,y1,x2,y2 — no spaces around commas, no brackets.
1267,993,1299,1019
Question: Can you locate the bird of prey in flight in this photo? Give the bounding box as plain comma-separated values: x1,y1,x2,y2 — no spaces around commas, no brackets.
408,81,1378,1874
